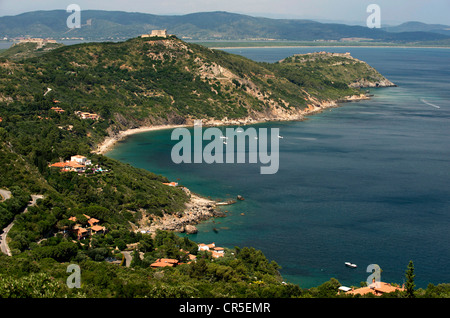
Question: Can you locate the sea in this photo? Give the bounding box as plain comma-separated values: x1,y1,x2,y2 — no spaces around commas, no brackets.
107,46,450,289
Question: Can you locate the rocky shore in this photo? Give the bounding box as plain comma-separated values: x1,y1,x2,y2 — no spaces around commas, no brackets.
140,189,226,235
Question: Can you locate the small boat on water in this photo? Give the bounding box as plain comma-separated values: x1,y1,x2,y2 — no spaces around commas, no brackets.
345,262,357,268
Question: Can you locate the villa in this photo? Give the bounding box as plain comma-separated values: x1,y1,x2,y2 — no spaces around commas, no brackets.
50,160,86,173
49,155,92,173
150,258,179,268
75,111,100,120
198,242,225,258
342,282,405,296
68,214,107,240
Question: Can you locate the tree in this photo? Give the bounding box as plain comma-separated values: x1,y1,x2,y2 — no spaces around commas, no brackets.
130,248,143,268
405,260,416,298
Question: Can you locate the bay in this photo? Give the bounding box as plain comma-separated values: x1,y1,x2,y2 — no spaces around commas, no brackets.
107,46,450,289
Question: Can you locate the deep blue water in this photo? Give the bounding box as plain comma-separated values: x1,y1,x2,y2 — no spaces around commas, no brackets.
107,47,450,289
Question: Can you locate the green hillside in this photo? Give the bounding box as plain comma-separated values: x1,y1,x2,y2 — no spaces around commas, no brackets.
1,10,449,43
0,41,64,61
0,36,410,299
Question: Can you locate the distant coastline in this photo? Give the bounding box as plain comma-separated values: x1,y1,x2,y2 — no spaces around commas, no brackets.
210,45,450,50
191,41,450,50
2,40,450,51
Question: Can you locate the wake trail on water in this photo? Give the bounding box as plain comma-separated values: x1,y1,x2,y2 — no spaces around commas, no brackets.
420,98,441,109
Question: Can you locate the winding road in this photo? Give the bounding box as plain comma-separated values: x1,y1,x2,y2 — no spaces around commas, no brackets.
0,193,44,256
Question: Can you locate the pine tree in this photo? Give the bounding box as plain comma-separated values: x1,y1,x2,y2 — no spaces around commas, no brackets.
405,260,416,298
130,248,143,268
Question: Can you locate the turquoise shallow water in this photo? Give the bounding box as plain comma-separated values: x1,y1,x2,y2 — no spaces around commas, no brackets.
107,47,450,289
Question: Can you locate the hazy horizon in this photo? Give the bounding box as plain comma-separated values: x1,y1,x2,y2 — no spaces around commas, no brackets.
0,0,449,26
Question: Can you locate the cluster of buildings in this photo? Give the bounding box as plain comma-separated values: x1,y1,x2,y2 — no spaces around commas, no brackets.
50,155,92,173
75,111,100,120
198,242,225,259
68,214,106,240
339,282,405,296
50,154,108,174
149,242,225,268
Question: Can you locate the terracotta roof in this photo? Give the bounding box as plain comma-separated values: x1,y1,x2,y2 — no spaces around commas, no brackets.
198,243,215,250
66,161,85,168
346,282,405,296
50,161,85,169
150,258,179,268
88,217,99,226
163,182,178,187
50,162,67,167
91,225,105,232
211,251,224,258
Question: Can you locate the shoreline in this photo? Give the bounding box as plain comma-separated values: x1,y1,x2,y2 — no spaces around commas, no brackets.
93,124,189,155
95,93,376,234
139,190,225,235
94,94,371,156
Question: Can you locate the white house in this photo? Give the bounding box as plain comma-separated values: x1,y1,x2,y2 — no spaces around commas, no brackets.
70,155,91,166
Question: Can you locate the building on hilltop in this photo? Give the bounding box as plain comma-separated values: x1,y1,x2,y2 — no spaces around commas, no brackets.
16,38,57,49
141,30,169,38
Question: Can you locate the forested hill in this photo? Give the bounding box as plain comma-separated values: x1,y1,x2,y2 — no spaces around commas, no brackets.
0,34,394,225
1,10,449,43
0,35,394,132
0,34,446,299
0,36,401,298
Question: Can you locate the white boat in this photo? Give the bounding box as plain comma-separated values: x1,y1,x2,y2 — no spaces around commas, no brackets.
345,262,357,268
278,135,283,139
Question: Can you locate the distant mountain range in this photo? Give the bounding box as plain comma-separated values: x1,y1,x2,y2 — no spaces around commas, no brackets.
1,10,449,44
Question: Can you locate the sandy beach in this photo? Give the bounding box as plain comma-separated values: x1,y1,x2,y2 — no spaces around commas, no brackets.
93,92,372,156
93,124,189,155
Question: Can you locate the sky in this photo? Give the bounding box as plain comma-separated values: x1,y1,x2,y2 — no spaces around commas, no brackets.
0,0,449,26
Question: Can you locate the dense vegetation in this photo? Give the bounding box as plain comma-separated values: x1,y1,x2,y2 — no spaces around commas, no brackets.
0,36,437,299
1,230,449,298
0,42,64,61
